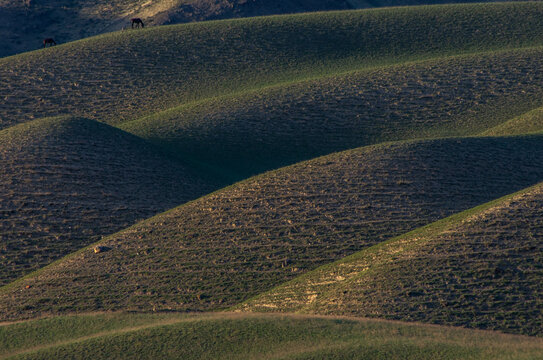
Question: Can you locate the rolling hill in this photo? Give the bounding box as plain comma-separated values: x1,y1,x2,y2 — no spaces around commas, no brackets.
1,0,532,59
2,2,543,356
1,313,542,360
122,47,543,179
480,106,543,136
239,183,543,336
0,116,218,286
4,3,543,132
1,135,543,320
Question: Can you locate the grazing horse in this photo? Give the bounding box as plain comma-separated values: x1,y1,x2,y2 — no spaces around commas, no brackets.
131,18,144,28
43,38,56,48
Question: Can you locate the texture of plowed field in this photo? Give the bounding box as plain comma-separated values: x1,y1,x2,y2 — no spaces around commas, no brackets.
239,184,543,336
0,116,217,286
2,136,543,320
124,47,543,179
2,313,542,360
3,3,543,130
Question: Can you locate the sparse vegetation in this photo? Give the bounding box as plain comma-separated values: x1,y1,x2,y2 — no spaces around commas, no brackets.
2,135,543,321
1,313,542,360
122,47,543,179
0,116,218,285
4,3,543,131
3,3,543,356
238,183,543,335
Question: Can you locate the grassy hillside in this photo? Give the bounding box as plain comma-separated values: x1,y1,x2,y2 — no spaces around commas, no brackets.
2,135,543,320
239,183,543,336
480,106,543,136
4,3,543,131
1,313,542,360
0,0,532,59
0,116,218,286
122,47,543,179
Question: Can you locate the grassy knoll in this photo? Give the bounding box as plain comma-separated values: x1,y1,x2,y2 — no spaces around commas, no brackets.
122,46,543,179
0,0,355,58
239,183,543,336
480,106,543,136
1,313,542,359
3,3,543,131
2,135,543,320
0,116,218,286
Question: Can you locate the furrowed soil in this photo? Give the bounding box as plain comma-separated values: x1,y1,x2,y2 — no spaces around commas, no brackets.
0,116,218,286
123,47,543,179
239,184,543,336
3,3,543,130
1,135,543,320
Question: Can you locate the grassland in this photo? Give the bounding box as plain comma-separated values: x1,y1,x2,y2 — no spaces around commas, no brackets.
239,183,543,336
0,116,218,286
1,135,543,320
1,313,542,360
3,2,543,354
122,47,543,179
480,106,543,136
4,3,543,132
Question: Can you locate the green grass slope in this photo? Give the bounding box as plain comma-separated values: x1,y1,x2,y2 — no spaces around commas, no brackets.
239,183,543,336
2,135,543,320
0,0,534,59
1,313,542,360
480,106,543,136
122,46,543,179
0,116,218,286
3,3,543,131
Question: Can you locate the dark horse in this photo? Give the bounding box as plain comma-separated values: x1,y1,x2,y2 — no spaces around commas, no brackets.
43,38,56,48
131,18,144,28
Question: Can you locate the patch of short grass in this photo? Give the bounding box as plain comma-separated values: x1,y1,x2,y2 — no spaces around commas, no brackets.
1,313,542,360
0,116,218,286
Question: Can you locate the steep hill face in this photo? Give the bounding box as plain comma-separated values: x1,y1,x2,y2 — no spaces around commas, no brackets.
0,116,218,286
2,135,543,320
4,3,543,131
239,184,543,336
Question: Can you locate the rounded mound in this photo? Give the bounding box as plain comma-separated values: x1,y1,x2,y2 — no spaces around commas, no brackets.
123,47,543,179
0,116,218,285
2,135,543,320
3,3,543,130
240,184,543,335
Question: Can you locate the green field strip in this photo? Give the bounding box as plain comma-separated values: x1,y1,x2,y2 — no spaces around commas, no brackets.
480,106,543,136
1,313,542,360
